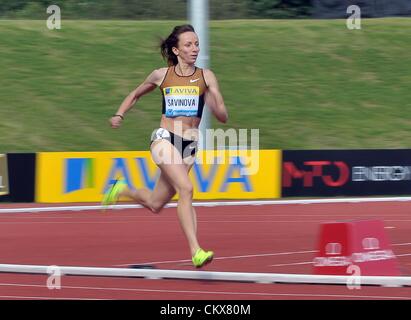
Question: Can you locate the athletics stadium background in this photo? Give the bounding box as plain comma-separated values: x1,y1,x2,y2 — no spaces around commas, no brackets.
1,0,411,203
1,0,411,302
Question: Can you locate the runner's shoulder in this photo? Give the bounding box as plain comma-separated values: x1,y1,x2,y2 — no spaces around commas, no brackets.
147,67,169,86
202,68,218,86
153,67,169,78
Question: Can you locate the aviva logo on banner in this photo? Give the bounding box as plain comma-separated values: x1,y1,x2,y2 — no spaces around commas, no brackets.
36,150,281,203
65,158,95,193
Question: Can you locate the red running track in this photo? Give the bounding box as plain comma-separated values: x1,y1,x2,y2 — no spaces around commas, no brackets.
0,200,411,300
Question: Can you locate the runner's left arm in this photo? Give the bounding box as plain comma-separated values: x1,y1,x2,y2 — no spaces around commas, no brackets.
204,69,228,124
110,69,162,128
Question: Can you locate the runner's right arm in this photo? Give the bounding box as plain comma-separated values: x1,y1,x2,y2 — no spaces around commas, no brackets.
110,69,165,128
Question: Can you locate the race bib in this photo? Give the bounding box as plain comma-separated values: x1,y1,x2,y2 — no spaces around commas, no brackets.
163,86,199,117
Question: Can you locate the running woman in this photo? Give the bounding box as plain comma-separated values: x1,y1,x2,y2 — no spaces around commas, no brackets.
103,24,228,268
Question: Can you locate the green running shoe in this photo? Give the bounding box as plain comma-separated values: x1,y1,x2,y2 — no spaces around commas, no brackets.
102,178,127,208
192,248,214,268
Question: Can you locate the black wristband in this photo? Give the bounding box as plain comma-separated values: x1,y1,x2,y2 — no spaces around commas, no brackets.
113,114,124,120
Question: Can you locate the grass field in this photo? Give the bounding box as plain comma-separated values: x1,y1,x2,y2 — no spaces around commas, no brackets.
0,19,411,152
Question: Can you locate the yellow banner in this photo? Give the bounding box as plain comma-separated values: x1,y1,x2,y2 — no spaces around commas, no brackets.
36,150,281,203
0,154,9,196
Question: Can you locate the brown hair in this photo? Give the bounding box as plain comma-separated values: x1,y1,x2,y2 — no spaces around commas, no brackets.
160,24,196,66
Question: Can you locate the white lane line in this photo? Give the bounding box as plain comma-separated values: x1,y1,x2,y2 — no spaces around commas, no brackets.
2,196,411,214
1,214,409,219
269,252,411,267
0,294,105,300
1,219,411,225
116,243,411,267
0,221,146,225
270,262,313,267
393,243,411,247
0,219,349,224
215,214,408,218
0,282,409,300
0,220,318,224
114,250,318,267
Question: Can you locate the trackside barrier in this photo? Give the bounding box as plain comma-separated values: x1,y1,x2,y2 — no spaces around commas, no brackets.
282,149,411,197
313,220,401,276
0,264,410,287
36,150,282,202
0,153,36,202
2,197,411,214
0,154,9,196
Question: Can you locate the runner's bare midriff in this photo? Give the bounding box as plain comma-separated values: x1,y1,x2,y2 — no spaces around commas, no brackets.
160,116,200,141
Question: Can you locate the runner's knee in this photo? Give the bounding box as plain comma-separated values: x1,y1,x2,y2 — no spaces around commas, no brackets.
150,202,164,214
178,183,193,199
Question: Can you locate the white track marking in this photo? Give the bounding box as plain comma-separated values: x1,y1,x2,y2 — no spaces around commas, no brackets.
270,262,313,267
2,196,411,214
0,294,105,300
117,244,411,267
268,252,411,267
115,250,317,267
1,214,411,220
393,243,411,247
0,282,409,300
1,219,411,225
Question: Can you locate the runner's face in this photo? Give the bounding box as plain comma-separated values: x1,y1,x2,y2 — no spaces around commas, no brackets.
174,32,199,65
